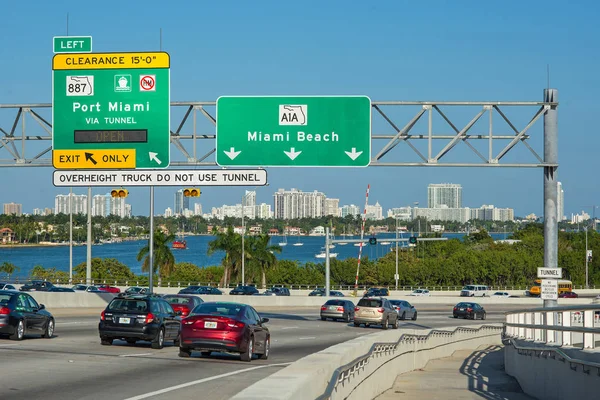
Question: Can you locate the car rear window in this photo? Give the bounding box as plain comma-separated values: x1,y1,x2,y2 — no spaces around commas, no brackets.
165,296,192,305
458,303,474,308
108,299,148,312
357,299,382,307
0,294,13,304
191,303,242,317
325,300,344,306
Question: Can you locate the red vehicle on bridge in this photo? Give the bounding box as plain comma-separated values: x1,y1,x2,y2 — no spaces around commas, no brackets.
97,284,121,294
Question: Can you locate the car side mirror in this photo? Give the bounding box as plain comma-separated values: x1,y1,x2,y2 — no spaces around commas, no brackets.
261,317,269,324
39,304,45,310
411,305,414,308
176,310,182,316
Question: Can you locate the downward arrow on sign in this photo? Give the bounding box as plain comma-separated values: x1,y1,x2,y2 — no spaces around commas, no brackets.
284,147,302,160
344,148,363,160
224,147,241,160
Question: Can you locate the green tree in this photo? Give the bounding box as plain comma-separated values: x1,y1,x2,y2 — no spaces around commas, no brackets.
136,230,176,286
74,258,136,281
207,226,242,287
248,234,281,289
0,261,18,277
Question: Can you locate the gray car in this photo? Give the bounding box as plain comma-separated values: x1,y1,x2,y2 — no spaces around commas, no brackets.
353,297,399,329
320,299,355,322
389,300,417,321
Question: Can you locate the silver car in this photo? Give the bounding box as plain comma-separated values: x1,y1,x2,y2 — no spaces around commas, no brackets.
353,297,399,329
320,299,355,322
389,300,417,321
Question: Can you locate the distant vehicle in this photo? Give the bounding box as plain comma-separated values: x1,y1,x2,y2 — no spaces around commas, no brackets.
409,289,430,297
320,299,355,322
308,288,326,296
71,284,101,292
98,293,181,348
528,279,572,297
460,285,490,297
363,288,390,297
453,302,486,320
330,291,345,297
178,286,223,295
229,285,259,296
179,301,270,362
96,285,121,294
0,290,55,340
47,287,75,292
0,283,17,291
559,291,578,298
262,287,290,296
389,300,417,321
124,287,149,295
163,294,204,317
19,280,55,292
353,297,399,329
492,291,511,298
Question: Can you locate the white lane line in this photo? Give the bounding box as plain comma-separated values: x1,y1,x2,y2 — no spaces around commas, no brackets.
280,326,298,330
119,353,153,357
298,336,316,340
122,362,292,400
0,343,19,347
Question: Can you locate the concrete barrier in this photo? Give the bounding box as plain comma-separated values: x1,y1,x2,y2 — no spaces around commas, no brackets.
231,324,503,400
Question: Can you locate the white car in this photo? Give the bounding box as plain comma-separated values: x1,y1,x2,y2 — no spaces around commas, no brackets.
0,283,17,291
409,289,430,296
492,291,511,298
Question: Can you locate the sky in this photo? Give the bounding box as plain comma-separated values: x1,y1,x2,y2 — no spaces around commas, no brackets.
0,0,599,218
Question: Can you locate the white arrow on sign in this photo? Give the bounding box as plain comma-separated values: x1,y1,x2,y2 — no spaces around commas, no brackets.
345,148,363,160
224,147,241,160
149,152,162,165
284,147,302,160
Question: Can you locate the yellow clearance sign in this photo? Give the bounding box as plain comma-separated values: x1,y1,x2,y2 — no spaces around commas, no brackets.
52,52,170,70
53,149,136,169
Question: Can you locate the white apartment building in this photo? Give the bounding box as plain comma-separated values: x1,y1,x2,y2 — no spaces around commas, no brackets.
3,202,22,216
256,203,273,219
273,188,326,219
194,203,203,216
366,201,383,220
164,207,173,218
55,194,88,215
324,198,340,216
340,204,361,218
428,183,462,209
92,194,108,217
387,207,412,221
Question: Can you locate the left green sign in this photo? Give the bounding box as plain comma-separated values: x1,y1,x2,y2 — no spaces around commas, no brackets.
53,36,92,53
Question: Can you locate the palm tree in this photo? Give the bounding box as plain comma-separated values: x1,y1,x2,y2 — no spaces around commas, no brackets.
0,261,19,279
207,226,242,288
249,234,281,289
137,229,175,286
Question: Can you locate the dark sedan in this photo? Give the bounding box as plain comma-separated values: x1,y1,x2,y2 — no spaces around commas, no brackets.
0,290,55,340
453,302,486,320
178,286,223,295
19,280,55,292
229,286,259,296
47,287,75,292
179,301,270,362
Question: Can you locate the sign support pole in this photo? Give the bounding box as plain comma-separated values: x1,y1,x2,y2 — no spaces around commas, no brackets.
543,88,558,308
86,186,92,285
149,186,155,294
69,186,73,284
325,227,330,297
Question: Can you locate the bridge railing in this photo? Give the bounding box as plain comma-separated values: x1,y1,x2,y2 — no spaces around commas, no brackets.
504,304,600,350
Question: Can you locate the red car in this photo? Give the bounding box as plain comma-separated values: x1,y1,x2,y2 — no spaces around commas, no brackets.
559,292,578,298
163,294,204,317
179,301,270,362
96,285,121,294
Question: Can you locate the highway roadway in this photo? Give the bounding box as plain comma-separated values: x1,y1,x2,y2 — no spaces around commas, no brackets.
0,304,520,400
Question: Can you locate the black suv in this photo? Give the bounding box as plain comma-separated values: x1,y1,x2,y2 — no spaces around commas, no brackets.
98,294,181,349
19,280,55,292
178,286,223,295
229,285,259,295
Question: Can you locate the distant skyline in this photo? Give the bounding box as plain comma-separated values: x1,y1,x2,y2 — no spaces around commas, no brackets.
1,1,598,218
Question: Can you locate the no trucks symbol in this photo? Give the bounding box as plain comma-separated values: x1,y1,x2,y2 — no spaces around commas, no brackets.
140,75,156,91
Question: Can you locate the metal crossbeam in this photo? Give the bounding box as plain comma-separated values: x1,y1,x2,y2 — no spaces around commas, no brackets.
0,100,556,167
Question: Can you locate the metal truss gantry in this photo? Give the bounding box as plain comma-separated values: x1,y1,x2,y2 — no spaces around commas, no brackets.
0,98,557,168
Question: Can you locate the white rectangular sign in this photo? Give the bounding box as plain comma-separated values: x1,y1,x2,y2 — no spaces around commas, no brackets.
540,279,558,300
53,169,268,187
537,267,562,279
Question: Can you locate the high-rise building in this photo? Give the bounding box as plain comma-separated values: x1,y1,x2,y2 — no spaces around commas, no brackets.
273,188,325,219
164,207,173,218
340,204,361,218
194,203,203,216
428,183,462,209
557,182,565,221
366,201,383,220
92,194,109,217
256,203,273,219
55,194,87,215
324,198,340,216
174,190,190,215
243,190,256,219
3,203,22,216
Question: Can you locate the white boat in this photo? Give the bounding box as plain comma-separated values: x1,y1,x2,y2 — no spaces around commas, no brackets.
278,234,288,247
315,251,338,259
379,241,391,245
293,235,303,246
338,242,348,246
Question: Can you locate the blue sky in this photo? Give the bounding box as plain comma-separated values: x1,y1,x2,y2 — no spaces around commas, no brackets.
0,1,598,218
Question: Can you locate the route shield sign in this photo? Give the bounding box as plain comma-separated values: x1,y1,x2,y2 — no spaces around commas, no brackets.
52,52,170,169
216,96,371,167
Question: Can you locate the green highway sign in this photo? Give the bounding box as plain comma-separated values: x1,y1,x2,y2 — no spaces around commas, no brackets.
52,52,171,169
216,96,371,167
53,36,93,53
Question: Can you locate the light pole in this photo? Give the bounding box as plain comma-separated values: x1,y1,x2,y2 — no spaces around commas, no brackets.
585,226,589,289
241,194,245,286
395,215,399,290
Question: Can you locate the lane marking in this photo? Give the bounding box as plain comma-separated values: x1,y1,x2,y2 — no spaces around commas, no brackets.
298,337,316,340
120,353,153,357
280,326,299,330
122,362,292,400
0,343,19,347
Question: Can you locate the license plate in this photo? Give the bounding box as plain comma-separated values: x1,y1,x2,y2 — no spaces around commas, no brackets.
119,317,131,324
329,306,337,310
459,308,465,311
204,321,217,329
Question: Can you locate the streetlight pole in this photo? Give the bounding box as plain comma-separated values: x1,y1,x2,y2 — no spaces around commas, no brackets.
395,215,399,290
241,194,245,286
585,226,589,289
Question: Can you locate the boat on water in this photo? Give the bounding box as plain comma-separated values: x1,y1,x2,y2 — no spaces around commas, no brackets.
278,234,288,247
379,241,391,245
315,251,338,259
172,239,187,250
292,235,303,246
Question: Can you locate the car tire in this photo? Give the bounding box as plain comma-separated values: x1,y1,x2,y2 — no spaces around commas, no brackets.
482,313,486,320
174,334,181,346
100,337,113,345
382,317,389,330
453,315,458,318
259,337,270,360
42,318,54,338
412,312,418,321
151,327,165,349
345,314,351,323
126,339,137,344
240,336,253,362
200,351,211,357
392,317,399,329
179,347,192,357
353,322,360,327
401,312,406,320
321,317,326,321
10,320,24,341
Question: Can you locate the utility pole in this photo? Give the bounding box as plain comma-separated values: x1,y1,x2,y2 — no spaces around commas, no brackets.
585,226,589,289
395,215,399,290
241,194,245,286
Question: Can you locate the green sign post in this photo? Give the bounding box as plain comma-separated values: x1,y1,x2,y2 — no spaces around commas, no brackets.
52,52,170,169
53,36,93,53
216,96,371,167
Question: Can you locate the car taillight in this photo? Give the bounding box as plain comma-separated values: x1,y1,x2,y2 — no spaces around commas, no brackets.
227,320,245,331
145,313,155,324
377,308,384,313
321,306,327,311
336,307,344,312
453,307,457,311
0,306,10,315
467,308,473,312
100,310,105,320
354,307,360,311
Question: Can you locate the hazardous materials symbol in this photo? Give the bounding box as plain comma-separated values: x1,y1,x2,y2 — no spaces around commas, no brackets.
139,75,156,91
